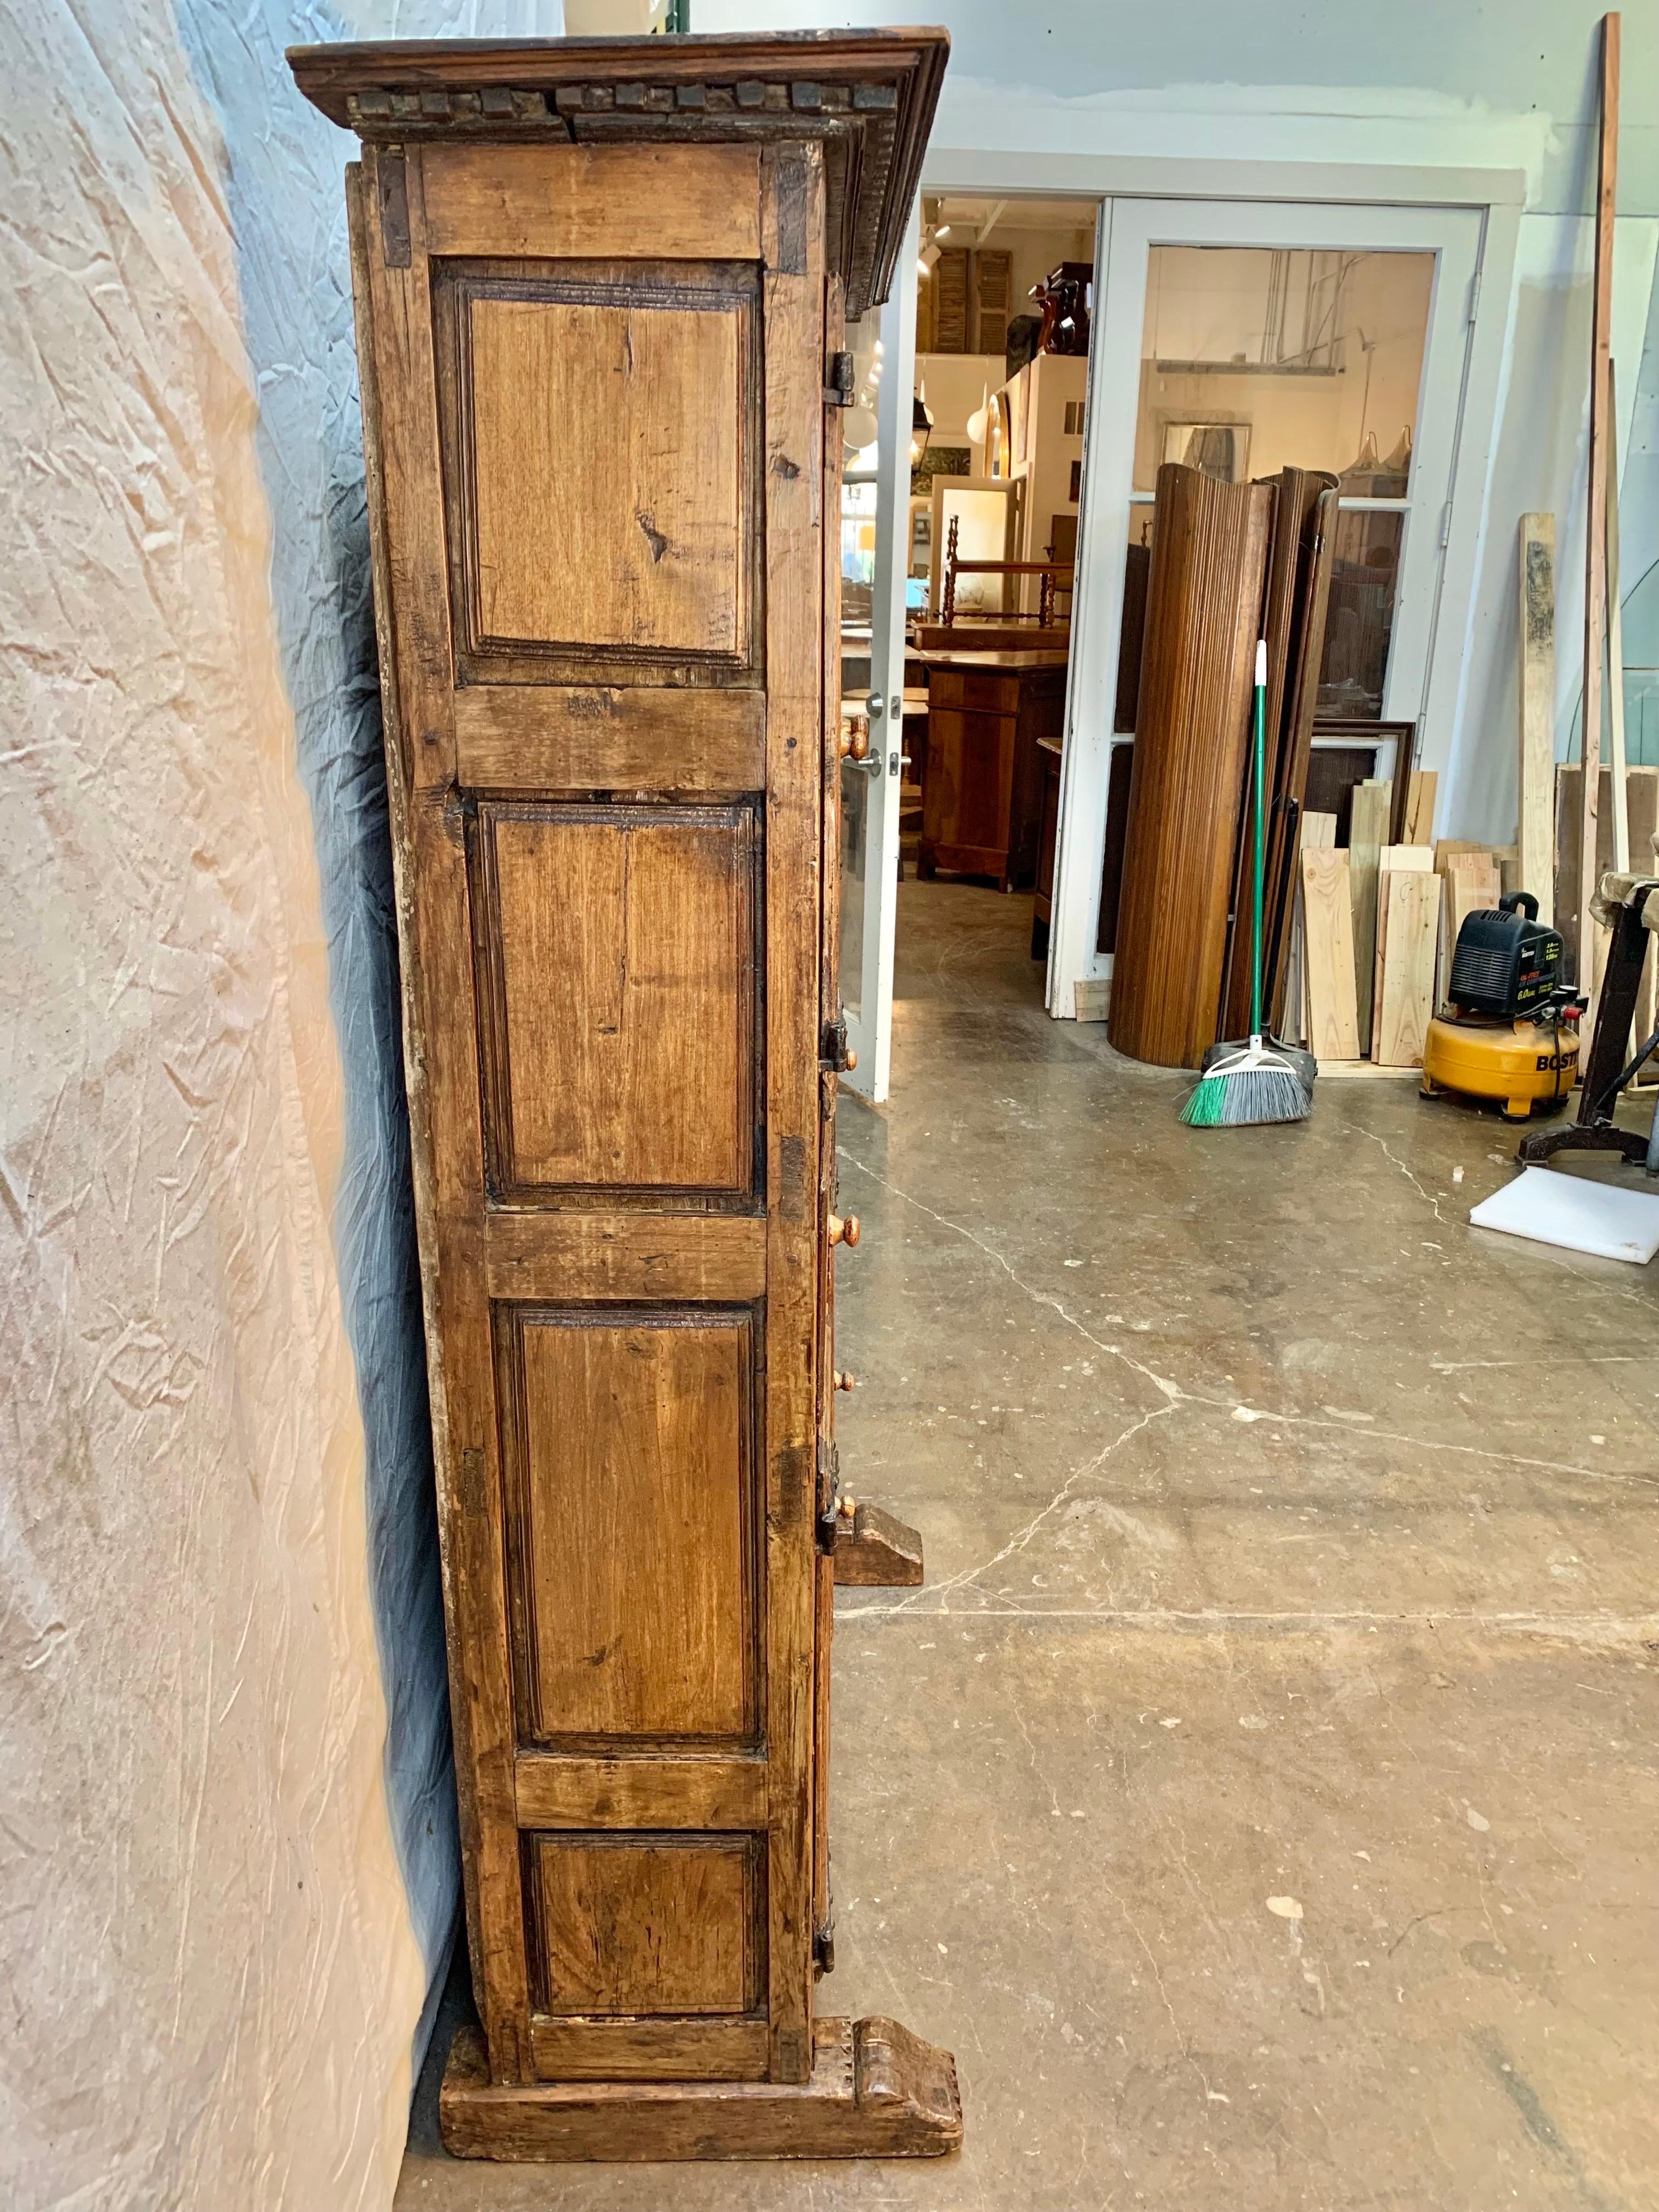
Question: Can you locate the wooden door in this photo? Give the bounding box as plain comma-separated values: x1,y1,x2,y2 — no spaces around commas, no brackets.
351,135,829,2088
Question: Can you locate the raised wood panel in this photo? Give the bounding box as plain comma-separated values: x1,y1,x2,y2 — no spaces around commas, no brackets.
444,270,755,671
422,143,762,262
515,1753,766,1832
527,1833,761,2016
529,2017,769,2084
500,1308,758,1746
454,685,766,793
471,802,758,1198
484,1211,766,1305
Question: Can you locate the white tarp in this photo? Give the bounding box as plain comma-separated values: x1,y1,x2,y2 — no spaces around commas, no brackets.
0,3,551,2205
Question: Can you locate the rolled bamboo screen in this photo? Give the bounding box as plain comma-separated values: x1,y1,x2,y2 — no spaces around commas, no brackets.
1108,464,1273,1070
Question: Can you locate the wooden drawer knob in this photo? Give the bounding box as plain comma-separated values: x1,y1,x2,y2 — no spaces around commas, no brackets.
828,1212,860,1248
838,722,871,763
834,1369,855,1391
844,1045,858,1070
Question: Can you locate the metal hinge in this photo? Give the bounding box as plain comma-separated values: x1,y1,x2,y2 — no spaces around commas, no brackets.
820,1011,853,1073
824,350,855,408
1439,501,1453,549
813,1904,836,1977
815,1437,840,1552
1466,267,1482,325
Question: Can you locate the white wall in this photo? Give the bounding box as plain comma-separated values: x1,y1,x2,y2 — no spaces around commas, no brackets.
709,0,1659,848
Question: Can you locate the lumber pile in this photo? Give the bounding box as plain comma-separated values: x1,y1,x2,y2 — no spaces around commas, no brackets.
1286,768,1520,1076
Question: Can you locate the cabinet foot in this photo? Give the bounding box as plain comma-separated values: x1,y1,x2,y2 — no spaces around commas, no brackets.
833,1499,925,1587
440,2015,962,2162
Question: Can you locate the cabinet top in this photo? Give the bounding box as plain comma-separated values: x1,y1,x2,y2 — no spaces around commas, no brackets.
288,29,948,318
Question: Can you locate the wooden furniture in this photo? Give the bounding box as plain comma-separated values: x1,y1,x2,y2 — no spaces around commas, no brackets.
916,648,1067,891
290,29,960,2165
927,476,1023,614
939,521,1072,628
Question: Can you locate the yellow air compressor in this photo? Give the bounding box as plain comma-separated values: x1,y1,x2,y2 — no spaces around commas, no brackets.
1419,891,1579,1120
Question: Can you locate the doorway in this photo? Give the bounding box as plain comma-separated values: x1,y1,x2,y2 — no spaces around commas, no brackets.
838,191,1103,1098
840,190,1493,1093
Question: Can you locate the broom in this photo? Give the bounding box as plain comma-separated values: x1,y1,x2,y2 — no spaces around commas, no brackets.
1181,639,1316,1128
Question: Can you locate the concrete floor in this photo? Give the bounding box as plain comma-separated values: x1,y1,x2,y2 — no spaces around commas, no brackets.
399,879,1659,2212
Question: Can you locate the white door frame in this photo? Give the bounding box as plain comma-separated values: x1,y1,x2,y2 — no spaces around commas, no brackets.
1048,195,1491,1015
916,153,1521,1024
839,196,918,1101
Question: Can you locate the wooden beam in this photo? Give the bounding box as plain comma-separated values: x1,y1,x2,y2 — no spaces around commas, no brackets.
1518,512,1556,919
1607,357,1629,870
1348,780,1392,1058
1578,10,1620,984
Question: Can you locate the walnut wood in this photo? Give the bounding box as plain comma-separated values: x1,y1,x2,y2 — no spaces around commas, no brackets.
528,2017,770,2084
454,685,765,793
351,160,533,2083
287,29,951,318
833,1502,925,1588
1109,464,1273,1069
306,38,955,2152
422,142,761,260
758,140,824,2087
514,1752,766,1832
441,2015,963,2159
917,654,1066,893
483,1211,766,1302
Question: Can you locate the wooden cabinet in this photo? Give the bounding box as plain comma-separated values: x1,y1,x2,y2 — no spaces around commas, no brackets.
291,30,959,2164
917,648,1068,890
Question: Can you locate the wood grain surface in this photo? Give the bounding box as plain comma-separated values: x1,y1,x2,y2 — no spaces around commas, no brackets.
1109,464,1273,1068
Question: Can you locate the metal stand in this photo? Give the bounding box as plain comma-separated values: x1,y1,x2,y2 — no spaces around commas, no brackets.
1519,879,1659,1169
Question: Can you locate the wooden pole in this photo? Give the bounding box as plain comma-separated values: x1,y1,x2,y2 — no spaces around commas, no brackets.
1578,10,1620,984
1607,356,1629,870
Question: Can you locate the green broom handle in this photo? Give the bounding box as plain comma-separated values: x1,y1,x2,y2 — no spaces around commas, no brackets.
1250,643,1267,1041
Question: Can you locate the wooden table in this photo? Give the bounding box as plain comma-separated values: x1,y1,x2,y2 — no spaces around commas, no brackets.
916,648,1068,892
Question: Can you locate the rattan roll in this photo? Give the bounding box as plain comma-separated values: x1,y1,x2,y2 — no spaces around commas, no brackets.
1108,464,1273,1070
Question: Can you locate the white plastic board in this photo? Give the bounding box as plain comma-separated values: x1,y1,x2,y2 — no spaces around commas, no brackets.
1469,1165,1659,1263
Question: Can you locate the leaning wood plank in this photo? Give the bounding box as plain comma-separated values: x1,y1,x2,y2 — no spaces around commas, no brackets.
1301,848,1359,1060
1442,861,1500,1005
1607,358,1629,868
1372,848,1434,1045
1348,779,1392,1057
1629,768,1659,1054
1519,513,1556,920
1376,870,1440,1067
1579,10,1620,983
1293,810,1338,1040
1403,769,1437,845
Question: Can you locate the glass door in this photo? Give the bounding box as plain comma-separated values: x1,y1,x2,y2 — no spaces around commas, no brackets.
838,200,919,1100
1048,199,1485,1018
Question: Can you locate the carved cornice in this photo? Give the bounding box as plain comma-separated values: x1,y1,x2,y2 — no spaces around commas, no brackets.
288,30,949,317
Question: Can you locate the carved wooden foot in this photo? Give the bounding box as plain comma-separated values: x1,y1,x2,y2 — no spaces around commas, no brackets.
439,2015,962,2161
833,1499,924,1587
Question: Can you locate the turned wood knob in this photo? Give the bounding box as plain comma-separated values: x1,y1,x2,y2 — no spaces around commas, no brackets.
834,1369,855,1391
844,1045,857,1071
838,1493,857,1519
839,722,870,763
828,1212,860,1248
